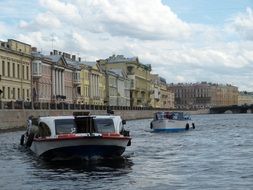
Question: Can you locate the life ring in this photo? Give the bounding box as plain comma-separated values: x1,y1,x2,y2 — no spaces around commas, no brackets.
192,123,195,129
185,123,189,130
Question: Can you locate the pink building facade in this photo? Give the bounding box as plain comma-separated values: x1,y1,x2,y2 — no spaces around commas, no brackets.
32,49,81,103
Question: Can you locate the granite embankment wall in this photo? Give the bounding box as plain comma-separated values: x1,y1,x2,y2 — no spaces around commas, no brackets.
0,109,209,131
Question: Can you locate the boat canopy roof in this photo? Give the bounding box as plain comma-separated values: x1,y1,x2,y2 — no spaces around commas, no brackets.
35,115,124,137
154,112,190,120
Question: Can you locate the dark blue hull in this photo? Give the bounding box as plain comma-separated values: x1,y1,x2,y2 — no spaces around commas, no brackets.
41,145,126,161
153,128,187,132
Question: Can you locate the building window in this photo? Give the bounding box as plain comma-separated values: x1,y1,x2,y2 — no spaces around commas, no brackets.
2,86,5,99
17,64,20,78
13,63,15,78
13,88,15,99
26,66,29,80
23,89,25,100
33,61,37,74
2,61,5,76
7,62,10,77
22,65,25,79
18,88,20,99
8,87,10,99
27,89,29,101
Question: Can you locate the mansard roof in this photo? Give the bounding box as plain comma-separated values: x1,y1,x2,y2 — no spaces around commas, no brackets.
45,54,68,67
105,54,151,71
106,54,139,63
159,77,167,84
31,51,44,59
82,61,97,67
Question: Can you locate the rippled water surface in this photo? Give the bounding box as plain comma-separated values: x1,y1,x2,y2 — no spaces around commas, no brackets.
1,114,253,190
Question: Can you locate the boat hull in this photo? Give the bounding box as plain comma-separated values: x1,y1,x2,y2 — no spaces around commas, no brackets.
151,119,194,132
30,136,130,160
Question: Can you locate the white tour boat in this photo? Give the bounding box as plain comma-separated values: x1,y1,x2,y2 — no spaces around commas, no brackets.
20,112,131,161
150,111,195,132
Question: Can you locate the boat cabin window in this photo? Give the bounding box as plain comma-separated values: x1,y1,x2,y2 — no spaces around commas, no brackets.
155,112,176,120
173,112,184,120
94,118,115,133
37,122,51,137
55,119,77,134
155,112,166,120
74,116,96,133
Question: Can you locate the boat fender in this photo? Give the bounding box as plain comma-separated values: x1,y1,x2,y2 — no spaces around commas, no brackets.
185,123,190,130
25,133,34,148
20,134,25,146
192,123,195,129
150,123,153,129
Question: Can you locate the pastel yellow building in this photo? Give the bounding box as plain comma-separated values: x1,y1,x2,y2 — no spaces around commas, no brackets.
150,74,174,109
79,64,90,104
169,82,238,109
80,62,105,105
159,77,171,108
0,39,32,101
167,86,175,109
150,74,160,108
238,91,253,105
98,55,152,107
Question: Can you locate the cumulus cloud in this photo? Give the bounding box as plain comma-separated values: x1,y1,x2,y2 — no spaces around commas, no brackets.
230,7,253,40
3,0,253,90
73,0,192,40
0,22,8,36
39,0,82,23
35,12,62,28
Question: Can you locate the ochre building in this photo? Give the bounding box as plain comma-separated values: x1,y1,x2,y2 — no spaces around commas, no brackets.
0,39,32,102
98,55,152,107
168,82,238,109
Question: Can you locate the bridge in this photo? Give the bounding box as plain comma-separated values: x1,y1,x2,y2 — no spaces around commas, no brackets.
210,104,253,114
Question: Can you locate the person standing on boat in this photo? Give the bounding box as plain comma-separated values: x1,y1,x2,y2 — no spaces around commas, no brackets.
26,115,33,135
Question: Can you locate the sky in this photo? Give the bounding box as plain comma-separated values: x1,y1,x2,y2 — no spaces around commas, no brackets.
0,0,253,91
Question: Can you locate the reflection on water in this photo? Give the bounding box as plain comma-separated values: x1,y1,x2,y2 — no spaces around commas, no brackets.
1,114,253,190
36,157,134,171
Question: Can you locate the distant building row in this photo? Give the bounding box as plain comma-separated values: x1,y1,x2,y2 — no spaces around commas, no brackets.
2,39,248,109
0,39,174,109
169,82,239,109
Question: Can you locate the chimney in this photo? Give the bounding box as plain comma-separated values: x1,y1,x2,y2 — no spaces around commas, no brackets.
72,55,76,61
50,52,53,55
32,47,37,52
78,57,81,62
59,51,61,55
53,50,58,55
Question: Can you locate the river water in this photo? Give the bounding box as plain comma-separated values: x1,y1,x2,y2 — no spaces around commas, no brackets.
0,114,253,190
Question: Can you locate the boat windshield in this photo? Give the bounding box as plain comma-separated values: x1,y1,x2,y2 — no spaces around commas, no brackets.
55,119,77,134
154,112,189,120
155,112,173,120
94,118,115,133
